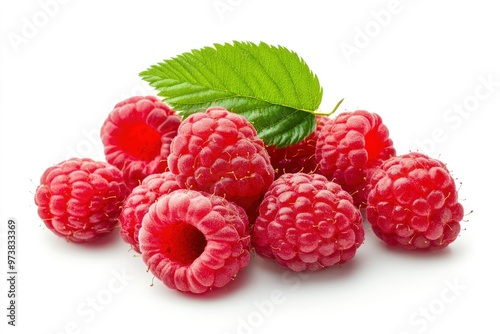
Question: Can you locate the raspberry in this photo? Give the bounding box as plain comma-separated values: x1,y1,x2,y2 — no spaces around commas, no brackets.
34,158,128,243
366,152,464,250
100,96,181,191
167,107,274,212
139,189,251,294
119,171,182,253
252,173,364,271
315,110,396,206
266,116,328,177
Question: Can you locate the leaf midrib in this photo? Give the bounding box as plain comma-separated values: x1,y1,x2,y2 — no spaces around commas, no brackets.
151,76,317,114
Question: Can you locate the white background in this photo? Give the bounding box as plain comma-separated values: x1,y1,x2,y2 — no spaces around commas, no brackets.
1,0,499,333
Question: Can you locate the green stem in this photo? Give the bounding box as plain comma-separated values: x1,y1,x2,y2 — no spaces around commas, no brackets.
314,98,345,117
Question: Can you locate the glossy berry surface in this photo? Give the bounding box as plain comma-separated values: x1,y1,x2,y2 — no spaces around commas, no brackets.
366,152,464,250
316,110,396,206
119,171,182,253
34,158,128,242
101,96,181,191
252,173,364,271
168,107,274,212
139,189,251,294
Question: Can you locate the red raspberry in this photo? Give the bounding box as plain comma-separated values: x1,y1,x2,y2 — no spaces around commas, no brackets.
100,96,181,191
34,158,128,243
315,110,396,206
266,116,328,177
366,152,464,250
119,171,182,253
252,173,364,271
167,107,274,212
139,189,251,294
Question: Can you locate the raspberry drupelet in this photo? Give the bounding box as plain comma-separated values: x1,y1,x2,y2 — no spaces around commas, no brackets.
100,96,181,192
119,171,182,253
34,158,128,242
315,110,396,206
252,172,364,271
266,116,329,178
167,107,275,214
139,189,251,294
366,152,464,250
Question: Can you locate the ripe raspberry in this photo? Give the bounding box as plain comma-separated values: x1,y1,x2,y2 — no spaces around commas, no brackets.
100,96,181,191
34,158,128,242
139,189,251,294
252,173,364,272
119,171,182,253
167,107,274,212
266,116,328,177
316,110,396,206
366,152,464,250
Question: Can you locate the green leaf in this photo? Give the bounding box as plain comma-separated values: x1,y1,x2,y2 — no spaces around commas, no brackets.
140,41,324,147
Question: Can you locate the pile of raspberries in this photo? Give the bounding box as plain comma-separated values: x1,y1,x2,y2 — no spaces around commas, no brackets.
34,96,465,294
